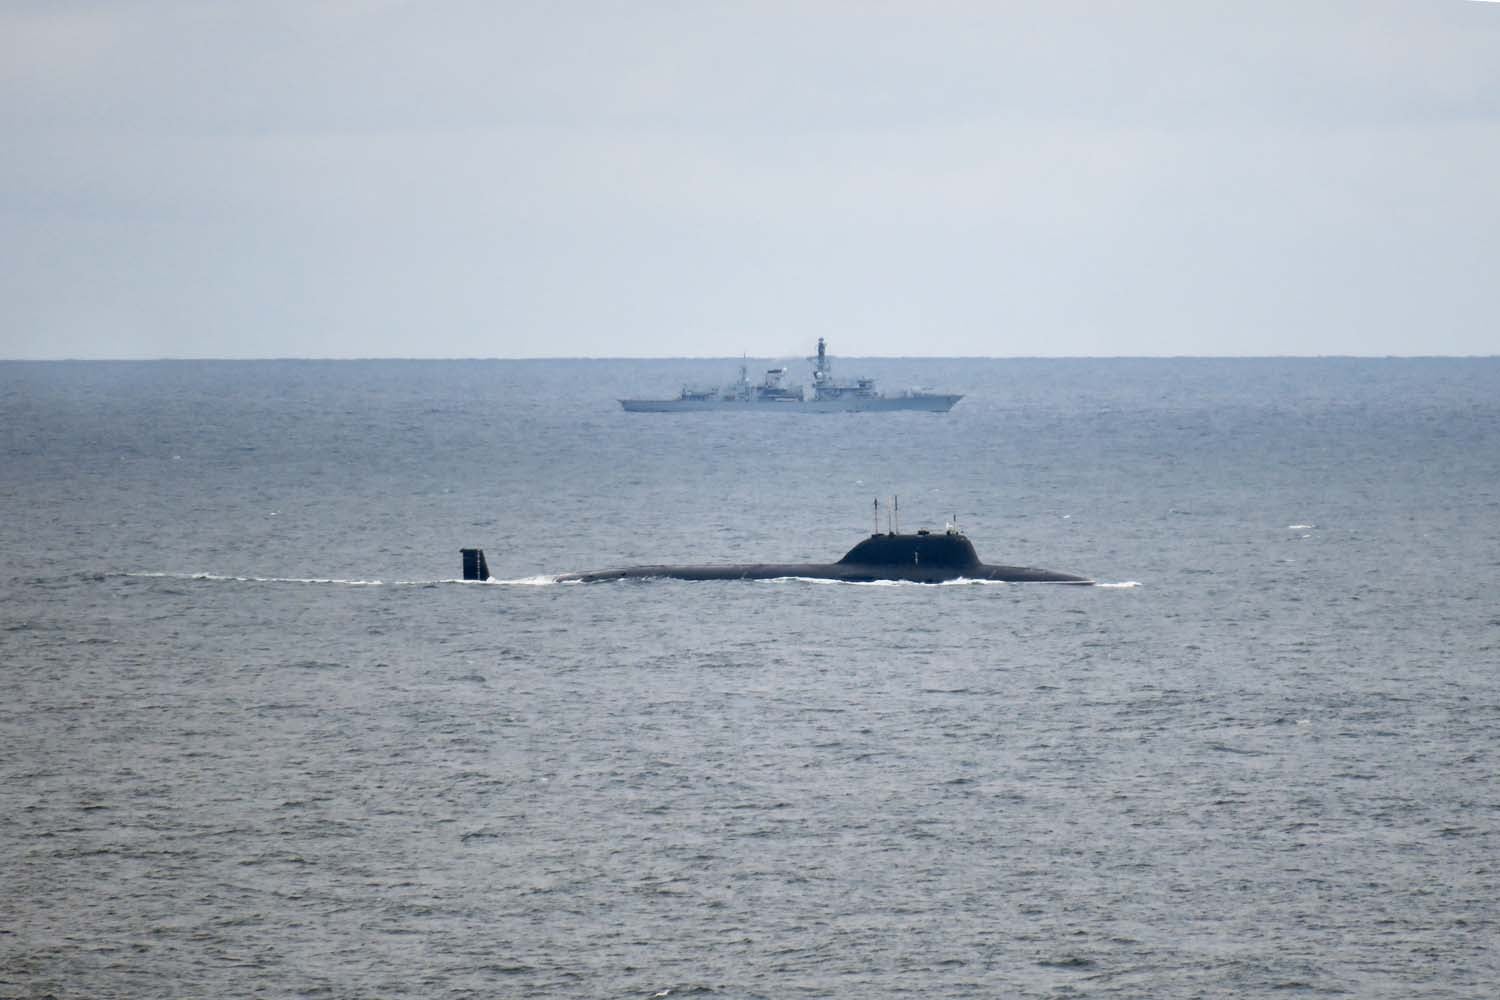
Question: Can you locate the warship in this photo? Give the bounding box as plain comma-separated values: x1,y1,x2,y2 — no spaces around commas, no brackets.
619,338,962,412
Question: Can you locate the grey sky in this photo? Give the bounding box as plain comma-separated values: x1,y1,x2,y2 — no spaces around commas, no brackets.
3,1,1497,359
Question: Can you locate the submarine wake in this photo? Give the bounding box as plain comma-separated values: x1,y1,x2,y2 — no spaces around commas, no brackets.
118,571,390,586
115,571,570,588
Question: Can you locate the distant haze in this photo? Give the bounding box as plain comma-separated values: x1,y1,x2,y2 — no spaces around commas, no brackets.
3,1,1498,359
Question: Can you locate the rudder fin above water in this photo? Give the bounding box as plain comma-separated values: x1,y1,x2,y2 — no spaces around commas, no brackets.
461,548,491,581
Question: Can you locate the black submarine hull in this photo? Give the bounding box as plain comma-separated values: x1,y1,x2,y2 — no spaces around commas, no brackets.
558,562,1091,584
461,529,1092,585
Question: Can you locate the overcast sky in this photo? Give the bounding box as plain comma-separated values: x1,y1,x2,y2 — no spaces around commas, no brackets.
3,1,1498,359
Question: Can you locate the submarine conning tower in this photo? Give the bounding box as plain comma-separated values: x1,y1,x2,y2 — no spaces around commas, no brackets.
837,530,981,569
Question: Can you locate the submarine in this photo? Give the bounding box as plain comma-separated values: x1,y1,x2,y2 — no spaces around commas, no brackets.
461,524,1092,585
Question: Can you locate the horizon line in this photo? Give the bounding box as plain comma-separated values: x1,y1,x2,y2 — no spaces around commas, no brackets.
4,353,1498,363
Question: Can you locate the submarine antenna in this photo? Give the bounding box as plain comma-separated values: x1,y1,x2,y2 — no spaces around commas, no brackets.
894,495,900,535
873,497,880,536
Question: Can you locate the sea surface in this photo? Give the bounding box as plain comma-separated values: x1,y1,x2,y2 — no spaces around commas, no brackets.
3,356,1499,999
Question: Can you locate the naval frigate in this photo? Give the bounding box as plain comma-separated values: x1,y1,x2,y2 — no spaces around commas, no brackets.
619,338,962,413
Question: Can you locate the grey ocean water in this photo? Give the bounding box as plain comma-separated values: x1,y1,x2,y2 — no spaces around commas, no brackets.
3,357,1499,999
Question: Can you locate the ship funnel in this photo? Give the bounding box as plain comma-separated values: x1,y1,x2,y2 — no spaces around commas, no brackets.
461,548,491,581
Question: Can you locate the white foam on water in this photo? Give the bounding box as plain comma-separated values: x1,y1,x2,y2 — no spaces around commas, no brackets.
766,575,1013,587
120,571,386,586
120,571,571,587
777,576,902,586
476,575,562,587
117,571,1121,590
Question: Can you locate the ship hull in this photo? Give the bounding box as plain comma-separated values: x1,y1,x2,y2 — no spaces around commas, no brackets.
620,394,962,413
559,562,1091,584
468,529,1093,585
